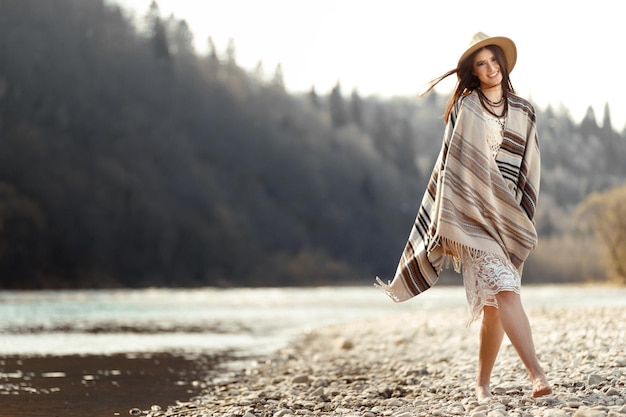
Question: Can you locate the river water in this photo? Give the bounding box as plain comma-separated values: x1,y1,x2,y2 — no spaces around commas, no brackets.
0,284,624,417
1,284,624,357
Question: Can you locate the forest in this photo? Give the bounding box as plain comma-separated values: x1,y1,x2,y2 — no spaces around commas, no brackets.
1,0,625,289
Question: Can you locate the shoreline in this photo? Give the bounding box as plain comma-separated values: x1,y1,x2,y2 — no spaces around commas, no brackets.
144,304,626,417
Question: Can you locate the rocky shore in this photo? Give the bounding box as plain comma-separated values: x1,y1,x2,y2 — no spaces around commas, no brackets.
137,304,625,417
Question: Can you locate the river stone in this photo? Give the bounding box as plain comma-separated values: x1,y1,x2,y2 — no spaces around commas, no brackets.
587,374,605,386
541,409,569,417
573,410,608,417
291,374,310,384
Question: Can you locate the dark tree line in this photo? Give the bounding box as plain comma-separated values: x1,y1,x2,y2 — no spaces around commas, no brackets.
0,0,624,288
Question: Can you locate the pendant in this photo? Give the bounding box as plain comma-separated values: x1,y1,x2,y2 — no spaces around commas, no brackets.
500,130,505,137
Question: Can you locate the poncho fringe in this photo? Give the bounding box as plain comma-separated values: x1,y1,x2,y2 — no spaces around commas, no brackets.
376,91,540,302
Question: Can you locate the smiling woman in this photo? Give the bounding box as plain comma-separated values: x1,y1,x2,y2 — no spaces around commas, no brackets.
376,31,553,401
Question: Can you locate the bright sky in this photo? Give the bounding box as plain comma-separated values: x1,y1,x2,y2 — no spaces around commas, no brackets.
113,0,626,130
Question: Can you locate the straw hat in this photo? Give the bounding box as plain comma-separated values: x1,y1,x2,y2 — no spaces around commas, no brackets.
457,32,517,74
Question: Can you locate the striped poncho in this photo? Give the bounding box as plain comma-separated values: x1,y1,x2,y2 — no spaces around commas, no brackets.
376,90,540,302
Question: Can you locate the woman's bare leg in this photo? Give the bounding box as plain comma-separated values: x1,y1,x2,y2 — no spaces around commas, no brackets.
494,291,552,397
476,305,505,401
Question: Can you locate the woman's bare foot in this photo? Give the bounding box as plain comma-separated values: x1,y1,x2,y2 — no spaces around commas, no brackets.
475,384,492,402
532,376,552,398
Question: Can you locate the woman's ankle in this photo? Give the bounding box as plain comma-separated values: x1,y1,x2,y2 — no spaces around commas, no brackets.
475,383,492,402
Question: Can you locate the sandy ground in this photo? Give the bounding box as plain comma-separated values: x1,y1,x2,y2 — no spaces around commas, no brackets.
141,305,626,417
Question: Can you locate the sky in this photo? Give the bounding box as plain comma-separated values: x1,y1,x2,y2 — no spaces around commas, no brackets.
112,0,626,130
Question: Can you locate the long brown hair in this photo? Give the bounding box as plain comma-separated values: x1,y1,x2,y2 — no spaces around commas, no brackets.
419,45,515,123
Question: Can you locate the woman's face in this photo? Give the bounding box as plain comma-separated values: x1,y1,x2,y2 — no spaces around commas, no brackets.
472,48,502,89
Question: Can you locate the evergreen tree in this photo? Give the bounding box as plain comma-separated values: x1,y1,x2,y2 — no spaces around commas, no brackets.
169,19,194,56
226,37,237,66
350,89,364,127
580,105,599,139
309,86,321,109
207,36,219,63
602,102,613,134
145,1,170,61
253,60,264,82
600,102,625,173
329,81,348,128
272,63,285,90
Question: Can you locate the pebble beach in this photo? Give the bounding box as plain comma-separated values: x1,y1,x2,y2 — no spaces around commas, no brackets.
138,304,626,417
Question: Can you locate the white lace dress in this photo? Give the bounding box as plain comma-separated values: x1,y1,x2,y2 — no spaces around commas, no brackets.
462,112,521,324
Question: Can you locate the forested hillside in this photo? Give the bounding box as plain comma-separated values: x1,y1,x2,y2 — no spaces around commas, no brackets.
0,0,624,288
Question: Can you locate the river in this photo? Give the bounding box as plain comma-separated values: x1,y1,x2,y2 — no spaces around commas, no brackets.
1,284,625,357
0,284,624,417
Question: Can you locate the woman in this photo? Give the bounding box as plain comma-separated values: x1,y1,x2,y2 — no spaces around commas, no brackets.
376,32,552,400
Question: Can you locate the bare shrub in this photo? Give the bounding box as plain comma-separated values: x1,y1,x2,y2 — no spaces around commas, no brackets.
576,185,626,284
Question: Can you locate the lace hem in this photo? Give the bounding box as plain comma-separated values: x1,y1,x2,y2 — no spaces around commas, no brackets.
435,237,521,326
462,250,521,325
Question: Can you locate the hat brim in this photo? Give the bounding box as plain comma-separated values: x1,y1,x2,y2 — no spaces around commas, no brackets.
457,36,517,74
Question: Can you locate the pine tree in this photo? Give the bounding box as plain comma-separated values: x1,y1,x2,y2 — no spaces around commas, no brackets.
145,1,170,61
350,89,363,127
170,19,194,56
601,102,613,136
226,38,237,66
272,63,285,90
329,82,348,128
309,86,321,109
253,60,264,82
580,105,599,139
207,36,219,63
